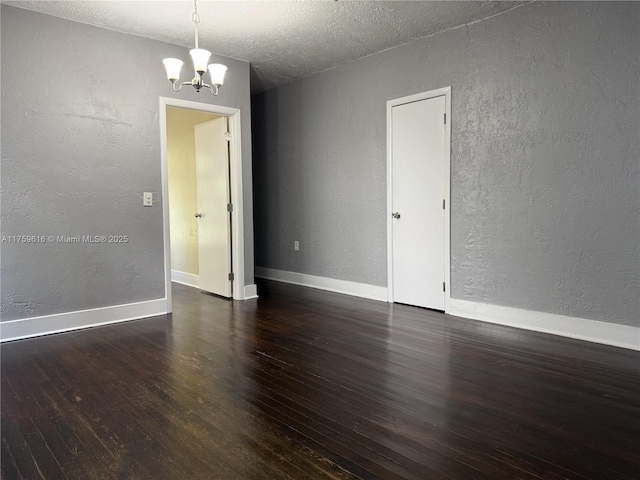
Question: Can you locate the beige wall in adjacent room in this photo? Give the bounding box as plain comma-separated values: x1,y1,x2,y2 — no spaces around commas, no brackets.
167,107,221,276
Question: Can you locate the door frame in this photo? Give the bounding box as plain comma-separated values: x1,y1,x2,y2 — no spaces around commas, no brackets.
386,86,451,312
159,97,246,313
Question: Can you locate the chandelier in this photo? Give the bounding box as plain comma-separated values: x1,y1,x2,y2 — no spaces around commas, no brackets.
162,0,227,96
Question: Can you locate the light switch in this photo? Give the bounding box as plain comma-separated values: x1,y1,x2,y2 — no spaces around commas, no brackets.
143,192,153,207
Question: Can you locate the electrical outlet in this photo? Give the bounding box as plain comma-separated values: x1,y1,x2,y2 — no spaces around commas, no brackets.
294,241,300,251
143,192,153,207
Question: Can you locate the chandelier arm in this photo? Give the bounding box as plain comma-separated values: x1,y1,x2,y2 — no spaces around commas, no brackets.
200,83,220,96
171,81,193,92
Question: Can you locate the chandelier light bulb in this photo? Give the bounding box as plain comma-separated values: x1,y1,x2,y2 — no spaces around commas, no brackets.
208,64,227,87
162,58,183,82
190,48,211,74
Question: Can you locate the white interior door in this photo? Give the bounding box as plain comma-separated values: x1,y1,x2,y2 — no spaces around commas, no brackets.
195,117,232,297
391,96,446,309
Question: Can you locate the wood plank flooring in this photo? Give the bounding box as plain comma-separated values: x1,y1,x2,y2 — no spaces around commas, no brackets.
1,280,639,479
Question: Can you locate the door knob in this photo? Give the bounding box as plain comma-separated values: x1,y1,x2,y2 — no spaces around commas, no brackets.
392,212,401,219
194,213,202,218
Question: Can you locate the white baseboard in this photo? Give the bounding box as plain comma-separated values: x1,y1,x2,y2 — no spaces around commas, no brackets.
244,284,258,300
171,271,257,301
448,298,640,351
255,267,638,351
0,298,168,343
255,267,387,302
171,270,200,288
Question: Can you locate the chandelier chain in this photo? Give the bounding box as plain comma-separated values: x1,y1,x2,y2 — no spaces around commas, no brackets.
192,0,200,24
192,0,200,49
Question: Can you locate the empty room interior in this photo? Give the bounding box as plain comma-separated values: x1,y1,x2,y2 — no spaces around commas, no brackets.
1,1,638,479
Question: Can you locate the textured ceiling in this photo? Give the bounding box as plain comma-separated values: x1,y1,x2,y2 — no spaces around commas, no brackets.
4,1,527,93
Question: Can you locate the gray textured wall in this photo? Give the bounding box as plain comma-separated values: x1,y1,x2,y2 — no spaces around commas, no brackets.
1,5,254,321
252,1,640,326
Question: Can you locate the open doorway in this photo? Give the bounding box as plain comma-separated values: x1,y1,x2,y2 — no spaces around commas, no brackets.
166,107,231,298
160,97,247,312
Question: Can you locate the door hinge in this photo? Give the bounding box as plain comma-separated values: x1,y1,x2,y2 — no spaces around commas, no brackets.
443,281,446,292
227,203,233,212
225,131,231,142
444,113,446,124
442,199,445,210
228,272,235,281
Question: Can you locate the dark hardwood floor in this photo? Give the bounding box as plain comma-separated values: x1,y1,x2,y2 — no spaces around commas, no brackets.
1,280,639,479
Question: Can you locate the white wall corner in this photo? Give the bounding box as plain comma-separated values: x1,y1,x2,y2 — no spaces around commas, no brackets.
244,284,258,300
255,267,388,302
171,270,200,289
0,299,168,343
448,298,640,351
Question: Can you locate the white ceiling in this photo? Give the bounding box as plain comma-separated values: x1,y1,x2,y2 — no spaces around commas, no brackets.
4,1,527,93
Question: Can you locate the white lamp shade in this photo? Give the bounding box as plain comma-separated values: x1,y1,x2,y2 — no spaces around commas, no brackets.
190,48,211,74
208,64,227,86
163,58,183,81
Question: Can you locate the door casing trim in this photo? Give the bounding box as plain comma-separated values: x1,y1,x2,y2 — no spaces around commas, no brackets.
386,87,451,312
